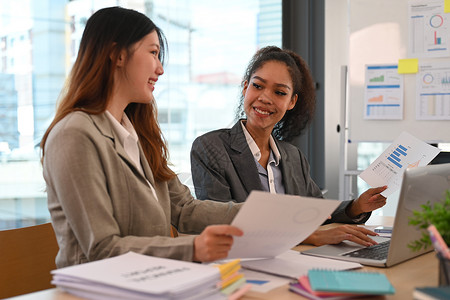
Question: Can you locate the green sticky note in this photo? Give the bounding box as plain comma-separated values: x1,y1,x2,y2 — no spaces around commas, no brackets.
398,58,418,74
308,269,395,295
445,0,450,13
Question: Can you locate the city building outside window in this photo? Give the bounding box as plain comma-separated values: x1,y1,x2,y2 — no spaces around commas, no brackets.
0,0,281,229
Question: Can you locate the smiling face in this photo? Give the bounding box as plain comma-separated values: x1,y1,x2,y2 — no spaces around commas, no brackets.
112,30,164,112
243,60,298,137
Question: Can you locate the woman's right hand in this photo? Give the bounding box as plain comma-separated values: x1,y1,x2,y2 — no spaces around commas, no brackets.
193,225,243,262
303,225,378,247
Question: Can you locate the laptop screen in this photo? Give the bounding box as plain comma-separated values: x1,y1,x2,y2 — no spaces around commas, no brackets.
386,162,450,266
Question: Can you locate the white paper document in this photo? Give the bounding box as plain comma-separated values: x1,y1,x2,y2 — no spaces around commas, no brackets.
364,64,404,120
241,250,361,279
51,252,223,300
359,131,440,197
242,269,291,293
227,191,340,259
409,0,450,58
416,61,450,120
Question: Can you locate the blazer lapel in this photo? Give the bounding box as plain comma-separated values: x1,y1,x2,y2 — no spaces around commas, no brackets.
229,121,264,194
137,142,157,188
90,113,149,183
276,139,301,195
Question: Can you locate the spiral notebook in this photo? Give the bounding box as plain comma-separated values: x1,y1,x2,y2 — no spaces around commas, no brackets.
307,269,395,295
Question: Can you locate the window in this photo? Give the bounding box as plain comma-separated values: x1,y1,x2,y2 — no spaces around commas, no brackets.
0,0,281,229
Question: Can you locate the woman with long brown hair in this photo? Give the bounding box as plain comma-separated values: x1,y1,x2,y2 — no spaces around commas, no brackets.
41,6,242,268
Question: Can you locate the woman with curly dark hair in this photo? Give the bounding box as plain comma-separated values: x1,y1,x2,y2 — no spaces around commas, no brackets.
191,46,387,246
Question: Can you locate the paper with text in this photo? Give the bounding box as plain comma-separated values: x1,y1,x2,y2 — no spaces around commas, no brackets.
416,61,450,120
51,252,220,297
364,64,404,120
359,131,440,197
241,250,361,279
227,191,340,259
409,0,450,58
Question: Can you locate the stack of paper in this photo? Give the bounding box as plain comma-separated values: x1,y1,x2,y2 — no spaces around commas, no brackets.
289,269,395,299
51,252,227,300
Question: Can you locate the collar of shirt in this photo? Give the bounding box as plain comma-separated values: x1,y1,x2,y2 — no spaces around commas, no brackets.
105,110,158,201
105,110,139,147
240,120,281,166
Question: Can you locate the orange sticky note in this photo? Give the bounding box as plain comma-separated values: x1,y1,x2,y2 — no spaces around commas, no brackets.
445,0,450,13
398,58,418,74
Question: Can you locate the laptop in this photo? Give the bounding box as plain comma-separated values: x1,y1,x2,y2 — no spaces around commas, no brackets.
302,163,450,267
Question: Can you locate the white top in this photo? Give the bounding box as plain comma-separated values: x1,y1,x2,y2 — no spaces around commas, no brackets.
105,110,158,201
240,120,283,194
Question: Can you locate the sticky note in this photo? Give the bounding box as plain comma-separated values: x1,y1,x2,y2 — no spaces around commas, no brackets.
445,0,450,13
398,58,418,74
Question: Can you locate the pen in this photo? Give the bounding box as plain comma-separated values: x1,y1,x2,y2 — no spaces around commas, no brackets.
427,224,450,259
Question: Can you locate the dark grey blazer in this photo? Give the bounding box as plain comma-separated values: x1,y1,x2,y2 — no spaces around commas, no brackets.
190,120,369,224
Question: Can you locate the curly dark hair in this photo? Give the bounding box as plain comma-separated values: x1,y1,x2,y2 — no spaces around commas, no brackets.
236,46,316,142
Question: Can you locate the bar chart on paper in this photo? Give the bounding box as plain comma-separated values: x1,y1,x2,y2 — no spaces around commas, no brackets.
417,62,450,120
409,1,450,58
364,65,404,120
359,132,440,196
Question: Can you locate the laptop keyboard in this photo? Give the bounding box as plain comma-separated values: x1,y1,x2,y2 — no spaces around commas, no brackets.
342,240,391,260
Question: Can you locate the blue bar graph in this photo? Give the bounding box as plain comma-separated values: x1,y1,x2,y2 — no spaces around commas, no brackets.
387,145,407,168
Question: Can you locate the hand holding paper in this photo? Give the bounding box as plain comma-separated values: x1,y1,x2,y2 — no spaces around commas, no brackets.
227,191,340,259
351,185,387,215
359,131,440,197
194,225,243,262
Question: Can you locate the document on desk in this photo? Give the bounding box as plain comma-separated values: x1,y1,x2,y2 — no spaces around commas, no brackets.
241,250,362,279
359,131,440,197
51,252,224,300
227,191,340,259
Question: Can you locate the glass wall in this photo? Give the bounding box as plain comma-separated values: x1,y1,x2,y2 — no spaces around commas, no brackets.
0,0,281,229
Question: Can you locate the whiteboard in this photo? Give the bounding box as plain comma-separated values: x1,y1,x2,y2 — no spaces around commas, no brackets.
347,0,450,143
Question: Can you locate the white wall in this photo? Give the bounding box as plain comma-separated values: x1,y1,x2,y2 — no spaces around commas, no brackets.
324,0,349,200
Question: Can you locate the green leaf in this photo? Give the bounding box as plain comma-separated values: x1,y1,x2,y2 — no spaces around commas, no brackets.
408,189,450,250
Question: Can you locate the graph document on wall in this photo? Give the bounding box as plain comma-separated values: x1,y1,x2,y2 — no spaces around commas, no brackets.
416,61,450,120
364,64,404,120
359,131,440,197
409,0,450,58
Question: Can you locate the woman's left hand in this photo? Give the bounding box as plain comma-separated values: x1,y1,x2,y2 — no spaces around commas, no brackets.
348,186,388,217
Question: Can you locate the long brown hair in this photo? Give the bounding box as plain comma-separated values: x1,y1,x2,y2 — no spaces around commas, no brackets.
40,6,175,181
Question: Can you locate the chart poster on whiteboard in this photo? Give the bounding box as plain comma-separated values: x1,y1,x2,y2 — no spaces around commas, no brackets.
409,0,450,58
416,61,450,120
364,64,404,120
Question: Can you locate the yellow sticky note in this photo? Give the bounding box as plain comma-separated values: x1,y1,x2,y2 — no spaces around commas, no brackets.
221,264,241,280
216,259,240,276
445,0,450,13
398,58,418,74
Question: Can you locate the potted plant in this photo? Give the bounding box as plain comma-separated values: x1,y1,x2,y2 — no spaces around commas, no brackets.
408,189,450,286
408,189,450,251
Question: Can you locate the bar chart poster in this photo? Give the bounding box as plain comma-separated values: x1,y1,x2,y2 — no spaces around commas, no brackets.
364,64,404,120
416,62,450,120
409,0,450,58
359,131,440,197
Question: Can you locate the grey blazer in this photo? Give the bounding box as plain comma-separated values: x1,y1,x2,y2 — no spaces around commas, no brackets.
43,111,241,268
190,120,369,224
